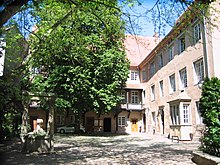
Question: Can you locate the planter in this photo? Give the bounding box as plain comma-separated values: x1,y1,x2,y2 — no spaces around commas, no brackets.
192,150,220,165
23,135,54,153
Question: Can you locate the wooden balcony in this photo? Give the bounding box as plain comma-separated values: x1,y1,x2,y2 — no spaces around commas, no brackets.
121,103,144,111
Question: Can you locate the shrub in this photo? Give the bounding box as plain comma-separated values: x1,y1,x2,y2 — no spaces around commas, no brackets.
200,77,220,157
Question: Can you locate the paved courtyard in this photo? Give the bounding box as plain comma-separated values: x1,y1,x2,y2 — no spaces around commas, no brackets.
0,133,200,165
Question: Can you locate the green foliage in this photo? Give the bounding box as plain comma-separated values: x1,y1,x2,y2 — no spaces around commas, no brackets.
200,77,220,157
0,25,26,141
25,0,129,117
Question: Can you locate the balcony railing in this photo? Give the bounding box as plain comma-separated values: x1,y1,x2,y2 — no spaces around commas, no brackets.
121,103,144,111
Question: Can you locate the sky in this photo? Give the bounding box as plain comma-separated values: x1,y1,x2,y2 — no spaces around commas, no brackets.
122,0,178,37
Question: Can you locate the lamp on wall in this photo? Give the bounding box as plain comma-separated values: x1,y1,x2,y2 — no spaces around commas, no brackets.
197,80,204,89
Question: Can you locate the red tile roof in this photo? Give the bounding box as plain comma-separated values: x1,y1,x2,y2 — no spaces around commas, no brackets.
124,35,159,66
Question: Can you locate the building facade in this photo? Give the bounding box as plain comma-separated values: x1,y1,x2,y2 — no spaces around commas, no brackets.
138,1,220,140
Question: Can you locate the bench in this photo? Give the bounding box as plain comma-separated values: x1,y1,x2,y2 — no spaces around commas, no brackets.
172,136,179,143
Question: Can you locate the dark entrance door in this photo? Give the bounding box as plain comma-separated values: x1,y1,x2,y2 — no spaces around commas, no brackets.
104,118,111,132
161,109,165,134
86,117,94,133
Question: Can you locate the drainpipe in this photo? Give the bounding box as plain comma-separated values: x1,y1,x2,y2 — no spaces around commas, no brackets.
201,10,209,78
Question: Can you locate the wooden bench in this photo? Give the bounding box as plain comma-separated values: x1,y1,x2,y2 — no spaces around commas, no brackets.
172,136,179,143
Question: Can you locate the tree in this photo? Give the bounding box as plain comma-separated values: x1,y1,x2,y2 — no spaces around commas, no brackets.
0,25,28,141
200,77,220,156
24,0,129,132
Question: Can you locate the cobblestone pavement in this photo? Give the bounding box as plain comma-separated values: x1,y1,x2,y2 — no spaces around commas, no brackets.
0,133,200,165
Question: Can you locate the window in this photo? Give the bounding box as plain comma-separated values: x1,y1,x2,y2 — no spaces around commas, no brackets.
179,68,187,89
131,71,138,80
169,74,176,93
70,115,75,123
194,23,201,43
131,91,139,104
183,104,190,124
118,116,126,126
150,62,155,77
121,91,126,103
179,35,185,54
56,115,64,125
168,45,174,61
195,101,203,124
151,85,155,101
158,53,163,68
194,59,204,84
142,69,147,81
170,105,180,125
159,80,164,97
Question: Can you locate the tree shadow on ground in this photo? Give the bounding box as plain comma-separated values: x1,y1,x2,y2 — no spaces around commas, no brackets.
0,135,198,165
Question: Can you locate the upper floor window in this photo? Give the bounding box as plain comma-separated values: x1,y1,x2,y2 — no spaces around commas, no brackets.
131,71,138,81
121,91,126,103
151,85,155,101
169,74,176,93
178,35,185,54
142,69,147,81
150,62,155,77
159,80,164,97
194,59,204,84
131,91,139,104
158,53,163,69
194,23,201,43
179,67,187,89
168,45,174,61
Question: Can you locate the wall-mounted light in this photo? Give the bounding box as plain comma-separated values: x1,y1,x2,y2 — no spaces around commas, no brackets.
197,80,204,89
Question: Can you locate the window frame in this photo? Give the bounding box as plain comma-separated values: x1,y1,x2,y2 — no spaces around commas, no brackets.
170,105,180,125
194,58,204,84
194,23,201,43
118,116,126,126
151,85,155,101
131,70,138,81
131,91,139,104
168,44,174,61
142,69,147,81
159,80,164,97
158,53,163,69
183,104,190,124
178,34,185,54
179,67,187,89
169,74,176,93
150,61,155,77
56,115,65,126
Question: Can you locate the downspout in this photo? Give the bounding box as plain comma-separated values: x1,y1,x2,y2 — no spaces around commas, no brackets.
201,10,209,78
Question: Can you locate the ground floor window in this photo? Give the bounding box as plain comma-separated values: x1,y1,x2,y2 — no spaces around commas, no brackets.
170,105,180,125
195,101,203,124
183,104,190,124
118,116,126,126
170,103,191,125
56,115,64,125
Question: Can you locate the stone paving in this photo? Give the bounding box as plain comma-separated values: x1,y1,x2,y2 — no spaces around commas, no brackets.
0,133,200,165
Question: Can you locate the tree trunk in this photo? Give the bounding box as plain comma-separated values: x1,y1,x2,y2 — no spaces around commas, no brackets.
20,93,30,145
0,0,29,27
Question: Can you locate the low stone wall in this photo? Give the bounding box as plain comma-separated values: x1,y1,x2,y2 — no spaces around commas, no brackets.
192,150,220,165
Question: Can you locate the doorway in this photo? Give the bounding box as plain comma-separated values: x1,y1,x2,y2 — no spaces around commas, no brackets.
104,118,111,132
131,119,138,132
86,117,94,133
